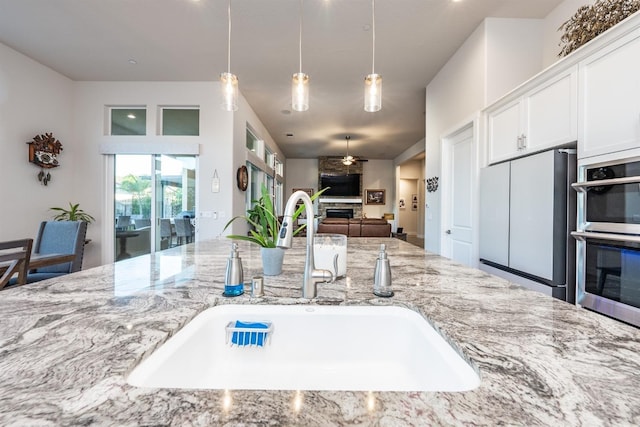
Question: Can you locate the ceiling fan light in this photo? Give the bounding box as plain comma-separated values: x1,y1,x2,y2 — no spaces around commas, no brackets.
220,72,238,111
364,73,382,112
292,72,309,112
342,159,353,166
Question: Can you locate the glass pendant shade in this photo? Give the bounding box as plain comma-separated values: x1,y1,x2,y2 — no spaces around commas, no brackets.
364,73,382,112
292,72,309,112
220,72,238,112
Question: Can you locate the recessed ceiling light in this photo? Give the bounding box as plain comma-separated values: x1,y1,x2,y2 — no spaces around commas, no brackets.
128,59,137,65
281,109,291,115
127,114,136,119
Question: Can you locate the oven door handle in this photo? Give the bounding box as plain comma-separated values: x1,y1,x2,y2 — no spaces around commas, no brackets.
572,175,640,192
571,231,640,243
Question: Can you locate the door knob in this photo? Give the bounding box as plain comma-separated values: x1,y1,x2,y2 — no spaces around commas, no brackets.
445,229,451,234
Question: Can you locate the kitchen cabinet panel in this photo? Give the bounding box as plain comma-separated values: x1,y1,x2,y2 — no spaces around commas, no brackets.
509,151,557,281
479,162,510,266
524,69,578,153
487,100,522,164
579,29,640,159
486,67,578,165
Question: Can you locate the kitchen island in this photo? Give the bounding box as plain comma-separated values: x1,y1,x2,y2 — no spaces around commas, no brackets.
1,238,639,426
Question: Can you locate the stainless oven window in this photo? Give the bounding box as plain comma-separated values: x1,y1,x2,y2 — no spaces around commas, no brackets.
585,160,640,225
585,239,640,310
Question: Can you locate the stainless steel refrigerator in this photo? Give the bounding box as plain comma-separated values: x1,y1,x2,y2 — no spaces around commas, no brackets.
479,149,577,302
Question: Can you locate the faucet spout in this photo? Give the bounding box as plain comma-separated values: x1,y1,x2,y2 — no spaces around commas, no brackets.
277,191,334,298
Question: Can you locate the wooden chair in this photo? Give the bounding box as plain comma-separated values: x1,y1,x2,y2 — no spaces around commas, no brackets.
0,239,33,290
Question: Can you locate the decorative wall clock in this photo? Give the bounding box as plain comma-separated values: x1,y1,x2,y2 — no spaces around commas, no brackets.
26,132,63,186
236,165,248,191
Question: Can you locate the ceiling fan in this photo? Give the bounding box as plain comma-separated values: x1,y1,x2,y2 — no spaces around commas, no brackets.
341,136,367,165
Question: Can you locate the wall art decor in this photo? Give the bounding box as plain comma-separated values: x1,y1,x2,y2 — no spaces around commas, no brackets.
365,189,385,205
26,132,63,186
426,177,439,193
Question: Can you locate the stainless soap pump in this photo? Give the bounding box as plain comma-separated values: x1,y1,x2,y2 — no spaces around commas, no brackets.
373,243,393,297
223,243,244,297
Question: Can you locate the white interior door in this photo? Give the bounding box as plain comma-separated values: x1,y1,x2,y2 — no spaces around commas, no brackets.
442,126,475,267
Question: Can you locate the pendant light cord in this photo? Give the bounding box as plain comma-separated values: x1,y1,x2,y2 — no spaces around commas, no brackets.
299,0,303,73
227,0,231,74
372,0,376,74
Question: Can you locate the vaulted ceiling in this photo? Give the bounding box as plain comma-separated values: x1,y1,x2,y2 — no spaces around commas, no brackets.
0,0,565,159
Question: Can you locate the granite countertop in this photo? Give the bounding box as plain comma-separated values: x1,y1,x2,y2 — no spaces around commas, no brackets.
1,237,639,426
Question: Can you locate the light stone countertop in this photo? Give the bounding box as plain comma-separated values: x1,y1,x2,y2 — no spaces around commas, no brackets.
1,237,639,426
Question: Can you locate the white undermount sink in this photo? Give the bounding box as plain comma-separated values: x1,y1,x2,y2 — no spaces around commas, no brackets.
127,304,480,392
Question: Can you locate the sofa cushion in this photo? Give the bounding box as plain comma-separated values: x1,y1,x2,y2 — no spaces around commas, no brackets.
322,218,349,224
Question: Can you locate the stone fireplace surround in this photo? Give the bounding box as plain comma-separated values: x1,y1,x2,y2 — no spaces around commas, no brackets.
317,157,363,218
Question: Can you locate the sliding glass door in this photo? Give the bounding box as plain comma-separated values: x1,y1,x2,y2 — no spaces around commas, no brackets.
114,154,196,261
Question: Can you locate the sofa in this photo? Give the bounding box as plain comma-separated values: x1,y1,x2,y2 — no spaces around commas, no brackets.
317,218,391,237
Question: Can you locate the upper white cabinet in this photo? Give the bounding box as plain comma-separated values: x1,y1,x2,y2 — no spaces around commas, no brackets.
579,28,640,159
486,67,578,164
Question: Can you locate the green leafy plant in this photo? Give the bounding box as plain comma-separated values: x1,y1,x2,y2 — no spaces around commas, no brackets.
224,184,328,248
50,202,95,223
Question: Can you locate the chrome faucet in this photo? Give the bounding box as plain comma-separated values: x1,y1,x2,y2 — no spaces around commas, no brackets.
277,191,334,298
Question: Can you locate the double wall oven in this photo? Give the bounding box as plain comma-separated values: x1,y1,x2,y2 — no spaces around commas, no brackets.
572,156,640,327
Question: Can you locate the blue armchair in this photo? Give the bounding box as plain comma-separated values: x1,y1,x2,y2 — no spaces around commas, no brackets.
26,221,88,283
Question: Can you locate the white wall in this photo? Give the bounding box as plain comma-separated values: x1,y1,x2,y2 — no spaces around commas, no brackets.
398,179,419,235
362,160,395,218
284,158,318,196
485,18,543,105
424,14,563,255
0,42,75,243
398,159,425,237
542,0,597,68
284,158,395,219
232,94,285,236
0,40,282,268
424,22,487,254
73,81,234,267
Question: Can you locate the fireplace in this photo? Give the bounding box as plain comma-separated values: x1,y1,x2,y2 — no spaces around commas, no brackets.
326,208,354,219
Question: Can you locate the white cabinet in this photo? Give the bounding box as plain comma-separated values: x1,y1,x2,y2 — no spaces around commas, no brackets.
579,28,640,159
487,67,578,164
487,100,522,163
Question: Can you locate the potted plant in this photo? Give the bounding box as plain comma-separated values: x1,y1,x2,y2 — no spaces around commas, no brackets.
224,184,326,275
50,202,95,223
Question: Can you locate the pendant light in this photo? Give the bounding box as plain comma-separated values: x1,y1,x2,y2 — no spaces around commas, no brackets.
220,0,238,111
342,136,354,166
364,0,381,112
292,0,309,111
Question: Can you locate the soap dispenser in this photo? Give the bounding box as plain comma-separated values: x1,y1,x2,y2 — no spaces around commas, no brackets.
373,243,393,297
224,243,244,297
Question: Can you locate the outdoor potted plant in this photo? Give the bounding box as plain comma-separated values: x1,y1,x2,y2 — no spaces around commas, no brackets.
224,184,326,275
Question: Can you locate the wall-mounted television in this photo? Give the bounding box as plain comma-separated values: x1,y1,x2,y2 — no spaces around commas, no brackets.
320,173,361,197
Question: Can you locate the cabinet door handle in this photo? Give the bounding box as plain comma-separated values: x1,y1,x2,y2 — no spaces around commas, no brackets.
445,229,451,234
521,134,527,149
516,136,522,149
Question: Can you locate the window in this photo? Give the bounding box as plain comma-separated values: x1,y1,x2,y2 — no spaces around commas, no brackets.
265,147,274,167
246,128,259,153
161,108,199,136
111,108,146,135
